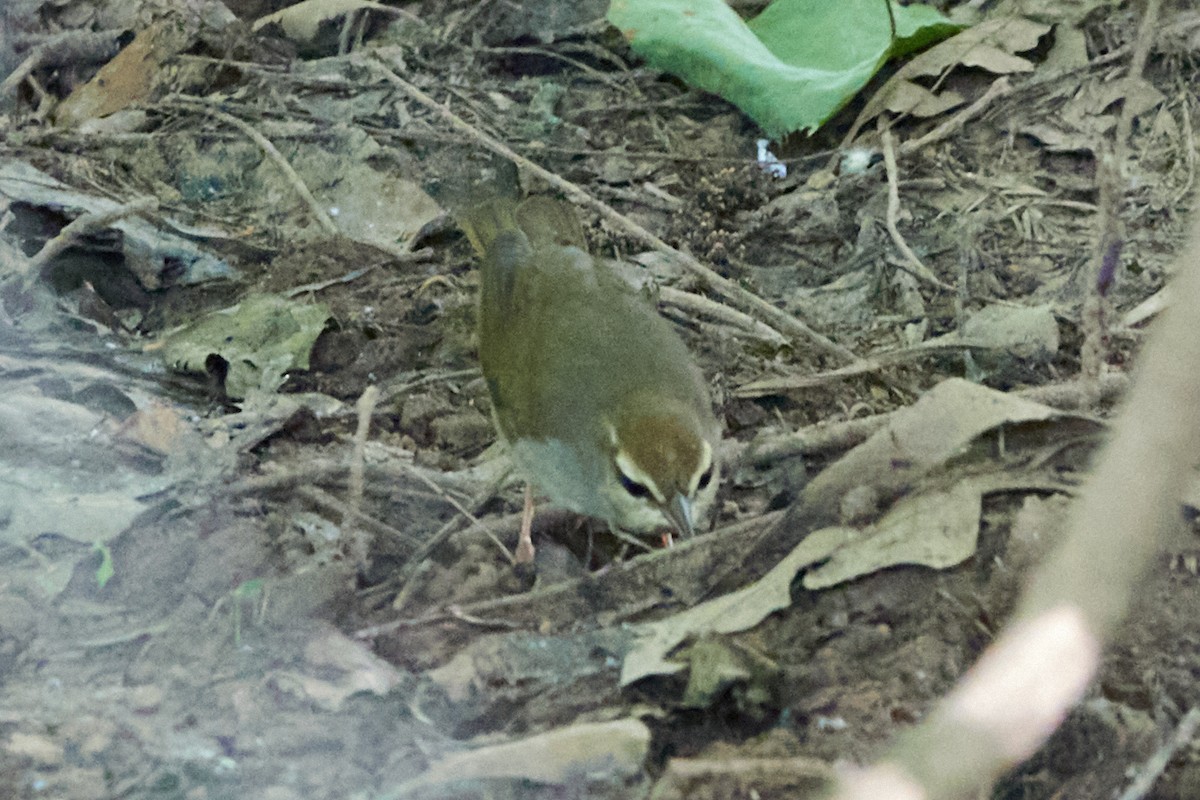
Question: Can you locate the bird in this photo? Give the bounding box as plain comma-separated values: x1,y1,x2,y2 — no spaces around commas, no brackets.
458,195,721,563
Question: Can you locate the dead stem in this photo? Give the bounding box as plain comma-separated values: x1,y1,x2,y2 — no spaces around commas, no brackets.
1082,0,1162,400
25,196,158,275
343,385,380,567
0,29,123,96
1116,706,1200,800
880,124,953,291
164,96,339,236
743,373,1128,468
658,285,787,347
356,510,786,639
298,485,421,552
899,77,1013,157
397,459,515,566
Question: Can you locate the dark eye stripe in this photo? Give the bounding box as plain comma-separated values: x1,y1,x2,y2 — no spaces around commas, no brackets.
697,465,713,490
619,473,652,499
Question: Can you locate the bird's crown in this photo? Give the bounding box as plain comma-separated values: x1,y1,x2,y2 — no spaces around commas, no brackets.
603,400,716,537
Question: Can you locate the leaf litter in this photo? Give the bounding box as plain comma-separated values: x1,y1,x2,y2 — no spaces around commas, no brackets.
0,1,1198,799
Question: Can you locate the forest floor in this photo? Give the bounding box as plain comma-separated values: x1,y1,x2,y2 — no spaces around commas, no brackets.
2,1,1200,798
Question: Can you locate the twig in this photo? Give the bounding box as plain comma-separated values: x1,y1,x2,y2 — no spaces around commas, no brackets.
659,286,787,346
344,385,380,567
374,367,480,410
1114,0,1163,154
655,756,834,798
440,0,495,43
445,603,523,630
1122,285,1169,328
1116,707,1200,800
384,459,522,609
480,46,629,91
164,96,339,236
367,54,867,368
899,78,1014,157
735,336,1011,397
398,459,514,565
284,266,376,297
298,485,422,552
1174,108,1196,210
224,459,358,494
743,373,1129,468
880,125,953,291
356,509,786,639
830,196,1200,799
1018,372,1129,409
25,196,158,275
744,415,891,467
0,29,123,96
1081,0,1161,404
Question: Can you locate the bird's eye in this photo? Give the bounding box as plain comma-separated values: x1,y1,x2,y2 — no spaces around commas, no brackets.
697,465,714,491
619,473,652,499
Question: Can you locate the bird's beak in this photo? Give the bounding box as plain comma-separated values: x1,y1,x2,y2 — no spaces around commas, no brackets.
662,494,694,540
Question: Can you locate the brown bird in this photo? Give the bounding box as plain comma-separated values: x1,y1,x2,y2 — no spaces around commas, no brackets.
460,196,720,561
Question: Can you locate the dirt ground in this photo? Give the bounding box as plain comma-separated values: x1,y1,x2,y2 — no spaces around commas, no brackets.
2,1,1200,798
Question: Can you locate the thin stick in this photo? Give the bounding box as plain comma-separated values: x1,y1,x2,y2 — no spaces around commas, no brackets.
0,30,123,96
735,336,1017,396
348,388,378,512
165,96,339,236
1082,0,1161,401
344,385,380,567
899,77,1013,157
26,196,158,274
880,125,953,291
1114,0,1162,153
368,55,867,367
299,485,422,551
1084,0,1156,398
744,372,1128,468
356,510,786,639
398,460,514,564
659,286,787,346
1116,707,1200,800
285,266,375,297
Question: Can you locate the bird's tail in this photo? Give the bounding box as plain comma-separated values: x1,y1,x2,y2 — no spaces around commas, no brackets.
459,196,585,257
458,199,521,258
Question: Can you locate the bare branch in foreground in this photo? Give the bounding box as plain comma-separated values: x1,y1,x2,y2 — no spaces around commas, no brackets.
829,199,1200,799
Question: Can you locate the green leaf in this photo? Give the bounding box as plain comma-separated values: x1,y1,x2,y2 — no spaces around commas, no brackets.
159,294,330,400
93,541,114,589
607,0,964,137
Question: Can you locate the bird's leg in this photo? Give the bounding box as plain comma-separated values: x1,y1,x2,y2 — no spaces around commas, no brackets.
515,484,536,564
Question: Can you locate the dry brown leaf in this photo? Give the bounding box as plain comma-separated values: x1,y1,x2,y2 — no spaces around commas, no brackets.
55,22,193,128
857,17,1051,128
803,479,983,589
114,403,186,456
267,629,402,711
411,719,650,788
798,378,1098,520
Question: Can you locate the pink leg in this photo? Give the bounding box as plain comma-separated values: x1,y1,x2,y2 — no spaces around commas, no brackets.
515,485,536,564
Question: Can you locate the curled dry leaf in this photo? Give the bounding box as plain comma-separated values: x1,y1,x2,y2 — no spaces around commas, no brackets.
253,0,405,44
856,17,1051,127
406,718,651,789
